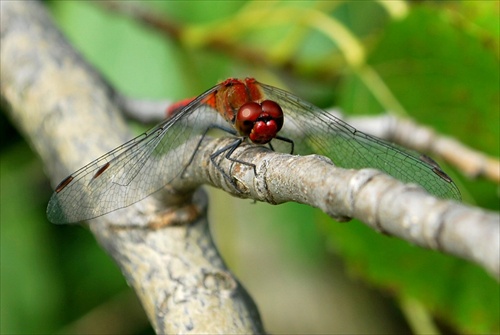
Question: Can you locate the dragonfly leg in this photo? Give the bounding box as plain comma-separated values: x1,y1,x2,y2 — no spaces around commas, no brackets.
222,139,258,175
181,124,258,190
180,124,239,180
210,137,258,190
274,135,295,154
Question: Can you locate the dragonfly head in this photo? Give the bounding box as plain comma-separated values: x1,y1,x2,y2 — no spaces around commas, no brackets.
235,100,284,144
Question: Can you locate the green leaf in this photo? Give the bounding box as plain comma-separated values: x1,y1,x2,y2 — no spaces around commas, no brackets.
1,143,62,333
333,3,499,333
322,217,499,334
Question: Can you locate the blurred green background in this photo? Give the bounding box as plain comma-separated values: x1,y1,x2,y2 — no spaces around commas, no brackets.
1,1,499,334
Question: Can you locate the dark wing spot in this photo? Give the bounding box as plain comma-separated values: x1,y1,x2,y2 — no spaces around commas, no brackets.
55,175,74,193
432,167,453,183
92,162,111,180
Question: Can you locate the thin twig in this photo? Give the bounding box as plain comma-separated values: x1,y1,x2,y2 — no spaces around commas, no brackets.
346,115,500,183
96,1,340,82
101,0,500,184
118,95,500,184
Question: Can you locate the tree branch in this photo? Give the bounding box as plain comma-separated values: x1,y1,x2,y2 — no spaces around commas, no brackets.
1,1,263,333
184,138,500,279
119,94,500,185
347,114,500,183
2,4,498,335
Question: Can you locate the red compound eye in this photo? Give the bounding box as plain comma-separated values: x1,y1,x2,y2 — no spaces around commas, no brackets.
235,102,262,135
261,100,284,131
235,100,284,144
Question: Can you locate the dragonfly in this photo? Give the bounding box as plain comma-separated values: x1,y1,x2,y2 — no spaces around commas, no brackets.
47,77,461,224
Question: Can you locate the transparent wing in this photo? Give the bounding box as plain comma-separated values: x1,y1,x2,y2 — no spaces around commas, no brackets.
258,82,461,200
47,87,223,224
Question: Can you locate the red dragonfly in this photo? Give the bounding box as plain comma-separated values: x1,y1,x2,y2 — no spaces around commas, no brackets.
47,78,461,223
